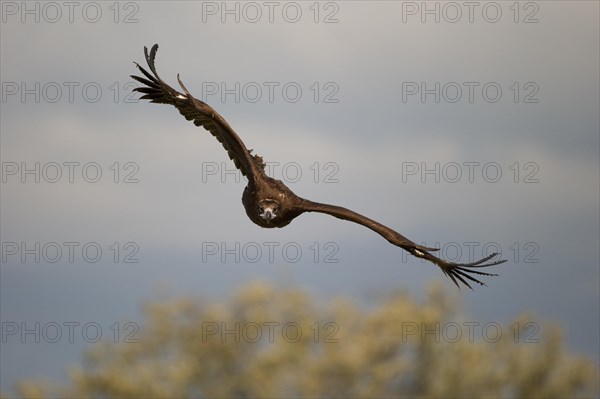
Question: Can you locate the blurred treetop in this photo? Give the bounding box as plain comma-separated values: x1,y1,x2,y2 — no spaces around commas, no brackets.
9,281,600,399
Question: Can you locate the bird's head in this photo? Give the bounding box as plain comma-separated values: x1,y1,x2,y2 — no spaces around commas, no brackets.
257,199,280,222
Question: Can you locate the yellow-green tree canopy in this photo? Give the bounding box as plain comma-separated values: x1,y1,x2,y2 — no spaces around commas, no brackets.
12,282,600,398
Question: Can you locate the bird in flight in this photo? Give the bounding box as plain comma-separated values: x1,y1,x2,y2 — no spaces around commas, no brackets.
131,44,506,289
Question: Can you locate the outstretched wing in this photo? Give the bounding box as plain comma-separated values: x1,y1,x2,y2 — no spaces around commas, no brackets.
297,199,506,289
130,44,264,179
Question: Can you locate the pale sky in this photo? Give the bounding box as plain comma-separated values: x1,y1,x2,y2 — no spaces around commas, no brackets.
1,1,599,391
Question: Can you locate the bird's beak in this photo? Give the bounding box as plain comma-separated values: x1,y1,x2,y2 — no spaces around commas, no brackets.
265,210,272,220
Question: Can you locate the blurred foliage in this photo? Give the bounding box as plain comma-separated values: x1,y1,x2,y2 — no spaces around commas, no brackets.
7,281,599,398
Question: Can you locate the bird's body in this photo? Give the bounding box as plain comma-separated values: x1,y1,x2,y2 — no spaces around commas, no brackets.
242,173,302,228
131,44,506,289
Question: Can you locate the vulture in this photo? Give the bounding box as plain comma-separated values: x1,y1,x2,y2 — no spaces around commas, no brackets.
131,44,506,289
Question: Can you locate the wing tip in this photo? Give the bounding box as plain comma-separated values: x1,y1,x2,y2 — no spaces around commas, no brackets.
412,248,505,289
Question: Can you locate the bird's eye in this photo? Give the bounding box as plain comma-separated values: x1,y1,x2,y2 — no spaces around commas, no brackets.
258,206,264,213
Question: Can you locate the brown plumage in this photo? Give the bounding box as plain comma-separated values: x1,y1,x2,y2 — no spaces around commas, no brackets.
131,44,506,289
